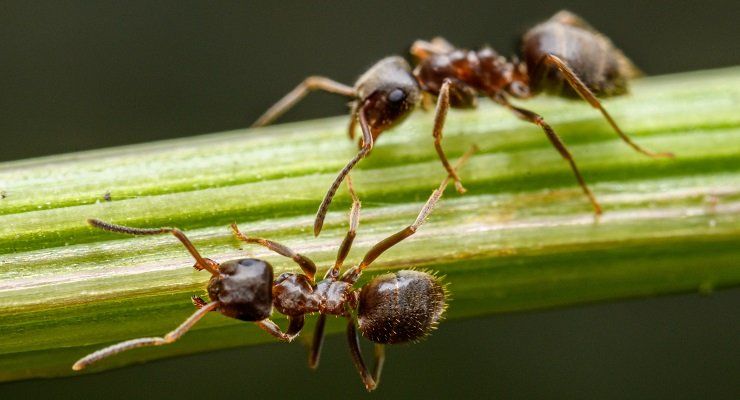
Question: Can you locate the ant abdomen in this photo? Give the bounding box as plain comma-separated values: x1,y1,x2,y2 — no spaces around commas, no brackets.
522,10,639,98
357,270,447,344
207,258,274,321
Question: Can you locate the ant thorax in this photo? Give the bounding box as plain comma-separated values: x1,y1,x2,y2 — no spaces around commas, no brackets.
272,273,357,316
413,47,531,104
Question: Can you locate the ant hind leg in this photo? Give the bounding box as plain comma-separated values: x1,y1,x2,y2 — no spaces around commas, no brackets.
542,54,673,158
346,317,385,391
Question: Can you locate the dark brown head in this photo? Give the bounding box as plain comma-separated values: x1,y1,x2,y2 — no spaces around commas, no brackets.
207,258,273,321
357,270,447,344
353,56,421,133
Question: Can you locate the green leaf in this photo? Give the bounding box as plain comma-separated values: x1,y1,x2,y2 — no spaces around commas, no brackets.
1,67,738,382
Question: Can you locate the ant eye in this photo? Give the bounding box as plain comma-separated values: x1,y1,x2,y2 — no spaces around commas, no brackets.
388,88,406,103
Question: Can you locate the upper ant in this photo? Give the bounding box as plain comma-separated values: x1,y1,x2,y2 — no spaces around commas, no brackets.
72,149,473,391
253,10,673,235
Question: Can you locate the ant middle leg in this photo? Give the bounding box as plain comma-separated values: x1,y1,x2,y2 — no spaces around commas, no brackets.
230,223,317,281
87,219,219,275
542,54,673,158
72,301,219,370
493,95,602,214
308,314,327,369
308,179,360,369
252,76,356,127
341,146,475,284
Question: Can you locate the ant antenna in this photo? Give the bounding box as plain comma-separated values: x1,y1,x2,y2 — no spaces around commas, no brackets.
87,219,219,276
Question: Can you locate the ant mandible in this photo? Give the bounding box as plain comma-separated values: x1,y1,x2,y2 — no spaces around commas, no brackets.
72,149,473,391
253,10,673,235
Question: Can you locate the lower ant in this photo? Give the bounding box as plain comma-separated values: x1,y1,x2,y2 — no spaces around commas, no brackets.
253,10,673,235
72,148,474,391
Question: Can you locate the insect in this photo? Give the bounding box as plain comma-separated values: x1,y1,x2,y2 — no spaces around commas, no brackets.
71,150,472,391
253,10,672,234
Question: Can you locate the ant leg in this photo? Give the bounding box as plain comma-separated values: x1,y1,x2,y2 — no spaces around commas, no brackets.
346,317,384,391
373,344,386,388
433,79,467,193
87,219,219,276
230,223,317,281
314,103,374,237
308,314,327,369
190,295,212,309
493,95,602,214
348,103,359,140
326,176,360,281
72,301,218,370
256,315,304,342
341,146,475,284
542,54,672,158
252,76,356,127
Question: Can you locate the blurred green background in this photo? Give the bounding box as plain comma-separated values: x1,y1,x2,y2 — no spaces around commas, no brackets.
1,1,738,398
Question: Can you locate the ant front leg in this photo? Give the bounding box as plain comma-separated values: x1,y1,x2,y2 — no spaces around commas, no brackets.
256,315,305,342
541,54,673,159
493,95,603,215
72,301,219,370
252,76,356,127
433,79,467,193
346,316,385,391
314,102,375,237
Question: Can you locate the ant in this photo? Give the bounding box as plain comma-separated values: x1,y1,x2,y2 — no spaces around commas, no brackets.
253,10,673,235
72,149,473,391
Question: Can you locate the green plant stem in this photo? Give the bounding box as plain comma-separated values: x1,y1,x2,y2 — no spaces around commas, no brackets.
0,67,739,382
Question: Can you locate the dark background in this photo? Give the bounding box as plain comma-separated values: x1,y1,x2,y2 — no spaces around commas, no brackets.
1,1,738,398
0,1,738,161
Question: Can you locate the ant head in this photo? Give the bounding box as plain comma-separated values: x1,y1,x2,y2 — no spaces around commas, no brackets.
207,258,274,321
506,57,532,99
355,56,421,132
356,270,447,344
